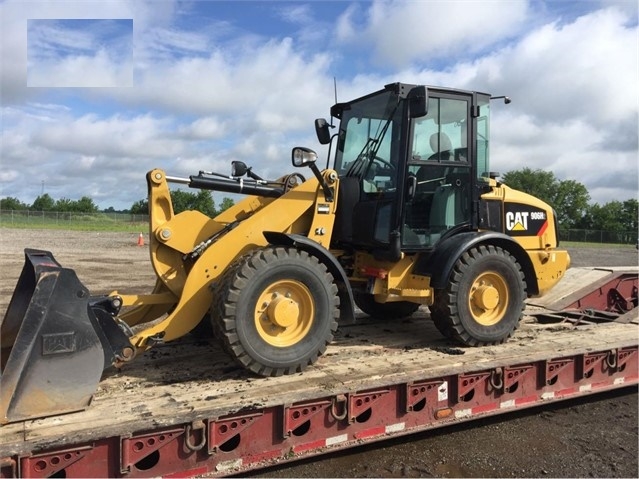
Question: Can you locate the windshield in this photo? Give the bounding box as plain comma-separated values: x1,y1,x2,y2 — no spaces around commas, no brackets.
334,90,401,190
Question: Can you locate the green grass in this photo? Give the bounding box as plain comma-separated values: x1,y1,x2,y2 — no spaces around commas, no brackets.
0,212,148,233
0,222,147,232
1,215,635,246
562,241,634,249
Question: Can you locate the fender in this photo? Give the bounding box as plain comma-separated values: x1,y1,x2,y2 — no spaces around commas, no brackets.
414,231,539,296
263,231,356,323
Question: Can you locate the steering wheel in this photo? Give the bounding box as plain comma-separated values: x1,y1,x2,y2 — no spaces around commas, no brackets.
363,155,397,193
371,155,395,171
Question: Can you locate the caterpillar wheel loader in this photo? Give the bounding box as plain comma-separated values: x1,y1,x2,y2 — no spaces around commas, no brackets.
0,83,570,424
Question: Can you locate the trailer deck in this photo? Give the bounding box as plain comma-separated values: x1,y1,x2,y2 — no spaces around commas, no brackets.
1,266,637,478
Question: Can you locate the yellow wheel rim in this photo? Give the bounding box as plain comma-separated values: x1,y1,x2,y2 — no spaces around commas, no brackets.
468,271,509,326
255,279,314,347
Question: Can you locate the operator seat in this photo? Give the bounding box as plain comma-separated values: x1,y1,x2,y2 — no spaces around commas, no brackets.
406,132,453,243
416,132,452,189
427,132,452,162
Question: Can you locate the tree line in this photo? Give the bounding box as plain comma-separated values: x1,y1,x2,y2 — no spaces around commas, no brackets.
0,194,100,213
501,168,637,233
1,168,636,233
0,190,235,217
129,190,234,217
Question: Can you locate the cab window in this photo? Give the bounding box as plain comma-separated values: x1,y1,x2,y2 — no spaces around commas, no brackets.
404,96,471,247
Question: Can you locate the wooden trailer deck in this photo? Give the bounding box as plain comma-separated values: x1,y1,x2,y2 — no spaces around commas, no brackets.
1,307,636,458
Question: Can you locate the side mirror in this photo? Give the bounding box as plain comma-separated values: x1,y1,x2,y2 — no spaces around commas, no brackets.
231,161,248,177
314,118,332,145
408,86,428,118
292,147,318,167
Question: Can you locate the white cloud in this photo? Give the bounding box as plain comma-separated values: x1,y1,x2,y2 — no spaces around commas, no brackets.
0,0,637,210
31,114,182,158
278,4,314,24
178,117,228,140
28,21,98,55
369,5,638,204
599,0,638,17
0,171,19,183
116,36,334,126
336,0,530,67
27,19,133,87
142,27,214,60
77,155,97,170
28,49,134,87
481,7,637,124
1,0,138,101
478,7,638,203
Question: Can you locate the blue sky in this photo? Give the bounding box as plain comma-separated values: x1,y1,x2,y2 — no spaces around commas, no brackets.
27,19,134,87
1,0,637,210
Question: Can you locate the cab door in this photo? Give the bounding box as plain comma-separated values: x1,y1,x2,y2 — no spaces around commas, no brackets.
403,92,473,248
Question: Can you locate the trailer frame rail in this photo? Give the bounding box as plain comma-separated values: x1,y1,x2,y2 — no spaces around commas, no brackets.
3,344,637,478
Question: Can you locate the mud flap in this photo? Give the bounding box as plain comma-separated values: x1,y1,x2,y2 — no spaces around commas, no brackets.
0,249,132,424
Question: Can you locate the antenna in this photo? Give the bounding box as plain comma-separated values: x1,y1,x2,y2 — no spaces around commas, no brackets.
325,77,339,170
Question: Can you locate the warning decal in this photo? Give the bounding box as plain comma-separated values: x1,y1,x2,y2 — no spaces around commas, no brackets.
504,203,549,237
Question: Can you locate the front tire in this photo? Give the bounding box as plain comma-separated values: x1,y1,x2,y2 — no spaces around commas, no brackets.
214,247,339,376
432,245,526,345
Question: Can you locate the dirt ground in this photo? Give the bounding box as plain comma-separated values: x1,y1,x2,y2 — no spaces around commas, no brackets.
0,229,637,478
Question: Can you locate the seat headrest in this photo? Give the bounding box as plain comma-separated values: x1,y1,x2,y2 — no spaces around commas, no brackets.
429,132,452,152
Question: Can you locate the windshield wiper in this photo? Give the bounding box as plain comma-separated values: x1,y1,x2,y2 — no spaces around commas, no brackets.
345,103,398,179
345,137,378,177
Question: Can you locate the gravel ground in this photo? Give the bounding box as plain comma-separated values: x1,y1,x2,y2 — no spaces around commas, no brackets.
566,244,638,269
251,389,638,478
0,230,637,478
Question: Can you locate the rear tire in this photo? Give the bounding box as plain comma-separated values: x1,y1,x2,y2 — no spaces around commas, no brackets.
428,307,453,339
214,247,339,376
432,245,526,345
354,292,420,319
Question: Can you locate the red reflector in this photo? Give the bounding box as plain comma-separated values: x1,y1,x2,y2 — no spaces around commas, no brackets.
360,267,388,279
434,408,453,419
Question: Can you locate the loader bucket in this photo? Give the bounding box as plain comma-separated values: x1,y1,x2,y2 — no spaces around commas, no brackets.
0,249,131,424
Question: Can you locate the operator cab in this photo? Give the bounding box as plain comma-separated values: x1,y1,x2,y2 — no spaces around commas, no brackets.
316,82,491,259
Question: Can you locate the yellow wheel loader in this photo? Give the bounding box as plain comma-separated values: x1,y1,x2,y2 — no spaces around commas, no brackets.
0,83,570,424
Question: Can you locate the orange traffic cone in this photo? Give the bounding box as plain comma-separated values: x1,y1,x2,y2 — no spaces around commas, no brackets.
137,233,145,246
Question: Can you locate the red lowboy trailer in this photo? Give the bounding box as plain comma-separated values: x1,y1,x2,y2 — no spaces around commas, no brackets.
0,267,637,478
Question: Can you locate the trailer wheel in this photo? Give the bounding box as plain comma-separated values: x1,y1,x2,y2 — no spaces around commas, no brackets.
432,245,526,345
214,247,339,376
354,292,420,319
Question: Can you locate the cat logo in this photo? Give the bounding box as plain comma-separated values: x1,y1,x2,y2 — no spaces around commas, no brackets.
504,205,547,236
506,211,529,231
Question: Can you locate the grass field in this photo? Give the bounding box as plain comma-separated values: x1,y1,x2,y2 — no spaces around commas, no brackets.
0,212,147,232
562,241,635,248
1,213,636,246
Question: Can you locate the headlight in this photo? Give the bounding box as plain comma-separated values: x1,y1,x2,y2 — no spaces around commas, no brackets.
291,147,318,167
231,160,248,177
